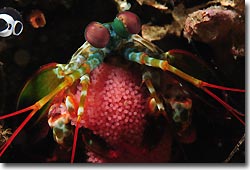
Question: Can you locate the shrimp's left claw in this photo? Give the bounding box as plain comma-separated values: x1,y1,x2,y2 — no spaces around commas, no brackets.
0,78,74,157
0,63,86,157
17,63,63,122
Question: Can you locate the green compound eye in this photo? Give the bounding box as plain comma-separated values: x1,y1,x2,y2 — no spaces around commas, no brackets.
112,11,141,38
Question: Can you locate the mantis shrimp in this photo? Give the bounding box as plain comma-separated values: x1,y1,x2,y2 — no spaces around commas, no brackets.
0,11,245,163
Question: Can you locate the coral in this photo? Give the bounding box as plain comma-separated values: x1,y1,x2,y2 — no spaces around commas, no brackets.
0,122,12,147
139,0,244,50
183,6,239,43
28,10,46,29
114,0,131,11
141,3,188,41
135,0,169,10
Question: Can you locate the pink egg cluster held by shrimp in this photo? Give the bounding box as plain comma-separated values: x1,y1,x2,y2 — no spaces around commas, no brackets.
48,63,172,162
82,63,146,146
81,63,172,163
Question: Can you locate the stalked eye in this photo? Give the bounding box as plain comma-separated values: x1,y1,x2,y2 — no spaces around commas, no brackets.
117,11,141,34
84,22,110,48
112,11,141,38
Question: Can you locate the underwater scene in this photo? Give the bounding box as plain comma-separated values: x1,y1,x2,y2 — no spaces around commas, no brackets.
0,0,245,163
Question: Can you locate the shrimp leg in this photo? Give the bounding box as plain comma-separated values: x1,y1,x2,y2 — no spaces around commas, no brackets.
71,74,90,163
124,50,245,125
142,71,166,117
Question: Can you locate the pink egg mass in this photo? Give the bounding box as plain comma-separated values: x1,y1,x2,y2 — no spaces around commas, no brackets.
49,62,172,162
82,63,172,162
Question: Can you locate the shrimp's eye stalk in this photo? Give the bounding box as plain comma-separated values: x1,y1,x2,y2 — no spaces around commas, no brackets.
84,22,110,48
112,11,141,38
